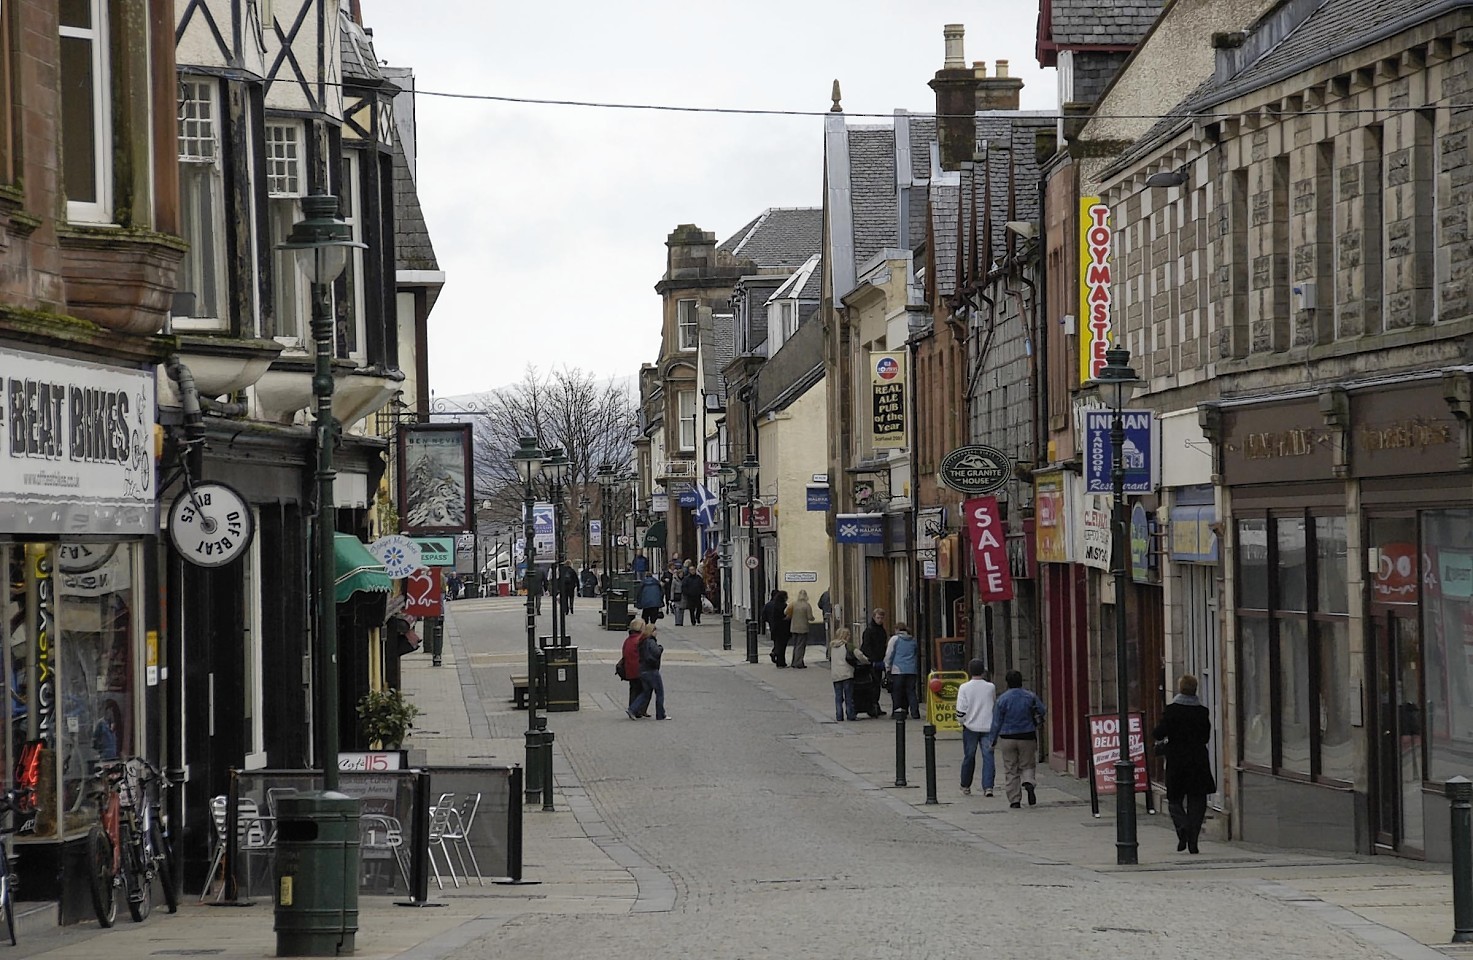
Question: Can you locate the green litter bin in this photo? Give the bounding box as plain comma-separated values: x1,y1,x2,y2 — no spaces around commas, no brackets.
604,590,631,632
273,791,360,957
543,645,580,712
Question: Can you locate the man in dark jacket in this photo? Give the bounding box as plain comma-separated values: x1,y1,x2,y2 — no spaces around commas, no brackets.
524,566,544,614
635,573,666,623
859,608,888,713
764,589,791,667
680,568,706,625
1153,673,1216,854
558,562,579,615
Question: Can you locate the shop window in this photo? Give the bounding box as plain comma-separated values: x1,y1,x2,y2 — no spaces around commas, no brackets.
1235,510,1349,781
59,0,112,223
1425,509,1473,783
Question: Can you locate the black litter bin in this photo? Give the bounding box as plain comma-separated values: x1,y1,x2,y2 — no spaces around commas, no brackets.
604,590,631,632
273,791,360,956
543,646,579,711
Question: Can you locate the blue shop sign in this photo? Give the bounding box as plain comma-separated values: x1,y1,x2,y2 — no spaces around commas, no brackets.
836,513,884,544
1084,409,1154,495
807,486,830,511
676,486,699,507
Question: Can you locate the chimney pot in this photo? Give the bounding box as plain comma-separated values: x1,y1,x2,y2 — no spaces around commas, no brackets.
996,59,1010,78
943,24,965,69
972,61,988,77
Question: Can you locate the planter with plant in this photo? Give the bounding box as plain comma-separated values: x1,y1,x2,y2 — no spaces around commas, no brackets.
356,688,420,748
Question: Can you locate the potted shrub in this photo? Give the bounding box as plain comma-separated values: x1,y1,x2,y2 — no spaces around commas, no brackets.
356,688,420,748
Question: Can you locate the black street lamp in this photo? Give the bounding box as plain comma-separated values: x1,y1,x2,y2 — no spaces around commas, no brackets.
512,437,549,805
739,453,761,664
543,447,571,642
718,464,738,652
275,194,364,955
579,494,591,587
1098,344,1142,866
596,464,617,622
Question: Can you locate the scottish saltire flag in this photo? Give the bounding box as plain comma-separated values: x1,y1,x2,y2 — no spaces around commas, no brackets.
693,484,720,528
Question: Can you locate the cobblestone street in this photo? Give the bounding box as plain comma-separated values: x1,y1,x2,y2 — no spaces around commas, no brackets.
433,596,1453,960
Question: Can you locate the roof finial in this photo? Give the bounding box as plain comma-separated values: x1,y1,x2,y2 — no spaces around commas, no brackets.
830,79,842,113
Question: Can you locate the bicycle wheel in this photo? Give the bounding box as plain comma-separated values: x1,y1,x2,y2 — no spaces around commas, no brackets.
122,820,151,923
150,819,178,913
86,825,116,928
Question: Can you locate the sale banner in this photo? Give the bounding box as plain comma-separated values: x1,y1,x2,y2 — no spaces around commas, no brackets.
964,496,1013,602
404,566,444,619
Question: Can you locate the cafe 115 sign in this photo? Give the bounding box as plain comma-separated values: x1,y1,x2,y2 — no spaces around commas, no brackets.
1084,409,1154,494
870,351,907,448
964,496,1013,602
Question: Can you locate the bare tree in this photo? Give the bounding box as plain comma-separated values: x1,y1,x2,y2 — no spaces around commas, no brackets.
462,366,637,535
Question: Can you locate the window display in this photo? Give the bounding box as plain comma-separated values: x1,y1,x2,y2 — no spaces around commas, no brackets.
1425,509,1473,783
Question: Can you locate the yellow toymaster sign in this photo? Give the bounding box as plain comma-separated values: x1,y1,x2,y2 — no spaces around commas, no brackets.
925,671,969,731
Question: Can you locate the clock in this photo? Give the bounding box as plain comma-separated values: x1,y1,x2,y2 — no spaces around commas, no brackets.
168,482,254,567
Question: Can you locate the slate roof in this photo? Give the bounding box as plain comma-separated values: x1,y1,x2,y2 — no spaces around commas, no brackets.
392,141,440,273
848,127,900,272
1048,0,1167,47
798,255,824,300
340,13,382,83
716,208,823,269
1107,0,1457,174
931,114,1056,297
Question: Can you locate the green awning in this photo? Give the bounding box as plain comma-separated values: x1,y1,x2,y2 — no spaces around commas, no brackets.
334,533,392,603
643,520,666,548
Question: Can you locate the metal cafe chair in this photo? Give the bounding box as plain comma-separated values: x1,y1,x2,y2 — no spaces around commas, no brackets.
200,796,274,901
425,802,462,889
443,793,483,885
359,814,411,891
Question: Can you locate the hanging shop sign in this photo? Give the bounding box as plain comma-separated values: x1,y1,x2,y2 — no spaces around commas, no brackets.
870,351,907,448
676,486,699,507
939,445,1011,495
835,513,884,544
1169,505,1219,563
1034,472,1072,564
404,565,443,619
1079,198,1113,384
168,483,255,567
739,505,773,530
410,537,455,567
964,496,1013,602
589,519,602,547
368,535,423,579
1079,494,1113,572
651,493,669,513
806,486,830,511
0,346,156,535
397,422,474,536
917,507,945,551
1084,409,1154,494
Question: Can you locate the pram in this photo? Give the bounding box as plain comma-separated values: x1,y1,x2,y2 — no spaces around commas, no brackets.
852,662,884,718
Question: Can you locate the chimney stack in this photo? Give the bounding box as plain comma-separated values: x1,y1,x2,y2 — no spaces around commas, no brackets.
930,25,978,171
975,58,1023,112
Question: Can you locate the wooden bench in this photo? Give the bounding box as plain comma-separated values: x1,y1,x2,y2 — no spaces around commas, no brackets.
510,674,530,710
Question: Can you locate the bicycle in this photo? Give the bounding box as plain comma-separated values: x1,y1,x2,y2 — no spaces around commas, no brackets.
0,786,34,946
87,757,178,927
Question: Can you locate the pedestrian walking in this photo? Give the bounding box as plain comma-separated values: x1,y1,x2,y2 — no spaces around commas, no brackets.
764,589,791,667
828,627,866,721
580,565,597,598
817,589,832,660
524,566,545,615
559,562,578,615
635,572,665,623
955,659,997,797
1153,673,1216,854
859,608,888,715
626,622,669,720
681,566,706,625
632,550,649,575
882,623,921,719
988,670,1046,809
619,617,647,717
671,563,687,626
787,589,814,668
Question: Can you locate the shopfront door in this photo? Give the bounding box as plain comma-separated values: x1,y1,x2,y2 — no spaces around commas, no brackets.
1368,515,1424,853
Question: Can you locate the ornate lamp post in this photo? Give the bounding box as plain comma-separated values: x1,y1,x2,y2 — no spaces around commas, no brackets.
596,464,616,620
738,453,761,663
1098,344,1142,866
275,194,364,955
543,447,571,642
717,465,738,651
512,437,548,805
579,494,591,588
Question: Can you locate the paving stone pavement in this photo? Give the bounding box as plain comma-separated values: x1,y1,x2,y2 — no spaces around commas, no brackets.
10,596,1463,959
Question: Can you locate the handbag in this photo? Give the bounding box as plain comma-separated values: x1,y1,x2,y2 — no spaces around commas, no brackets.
844,647,859,668
615,659,628,680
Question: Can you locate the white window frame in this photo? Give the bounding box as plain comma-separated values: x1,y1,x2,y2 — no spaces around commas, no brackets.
265,122,303,197
677,390,696,451
267,122,307,349
59,0,112,223
337,151,367,363
242,511,266,769
677,299,698,351
175,77,228,329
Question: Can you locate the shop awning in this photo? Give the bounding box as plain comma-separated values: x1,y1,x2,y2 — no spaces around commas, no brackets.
334,533,392,603
643,520,666,548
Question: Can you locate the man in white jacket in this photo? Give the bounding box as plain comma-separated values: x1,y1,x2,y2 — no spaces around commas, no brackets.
954,659,997,797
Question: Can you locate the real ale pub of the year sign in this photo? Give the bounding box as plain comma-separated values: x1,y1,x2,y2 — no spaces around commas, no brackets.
870,351,907,448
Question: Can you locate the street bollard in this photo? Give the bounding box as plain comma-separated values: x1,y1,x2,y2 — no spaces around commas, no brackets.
894,713,907,787
1449,777,1473,942
923,724,939,804
745,619,760,664
542,729,555,812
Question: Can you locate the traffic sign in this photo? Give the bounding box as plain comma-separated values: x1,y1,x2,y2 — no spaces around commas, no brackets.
744,556,759,570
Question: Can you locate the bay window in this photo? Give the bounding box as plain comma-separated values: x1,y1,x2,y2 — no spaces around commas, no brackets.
677,299,698,351
678,390,696,451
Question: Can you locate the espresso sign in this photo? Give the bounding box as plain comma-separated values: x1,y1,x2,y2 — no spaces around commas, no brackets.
939,444,1011,495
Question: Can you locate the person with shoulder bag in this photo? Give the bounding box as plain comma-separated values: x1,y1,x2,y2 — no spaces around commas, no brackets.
828,628,866,721
883,623,921,719
619,617,647,717
987,670,1047,808
627,622,669,720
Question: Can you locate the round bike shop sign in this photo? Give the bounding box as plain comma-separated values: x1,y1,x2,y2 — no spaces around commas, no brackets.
938,444,1012,495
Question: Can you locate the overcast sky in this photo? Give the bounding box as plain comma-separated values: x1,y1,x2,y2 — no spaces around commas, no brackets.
359,2,1056,397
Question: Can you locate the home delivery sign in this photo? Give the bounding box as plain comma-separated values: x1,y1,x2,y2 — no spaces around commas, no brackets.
1079,198,1113,384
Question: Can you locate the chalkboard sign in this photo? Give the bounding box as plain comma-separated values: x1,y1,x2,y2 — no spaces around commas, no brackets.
934,638,967,673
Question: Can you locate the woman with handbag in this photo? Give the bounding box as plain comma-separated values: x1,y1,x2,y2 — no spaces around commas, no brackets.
1153,673,1216,853
619,617,647,717
828,628,866,721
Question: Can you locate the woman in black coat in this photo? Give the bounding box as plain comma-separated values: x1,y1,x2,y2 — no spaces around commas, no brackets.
764,589,791,667
1152,673,1217,854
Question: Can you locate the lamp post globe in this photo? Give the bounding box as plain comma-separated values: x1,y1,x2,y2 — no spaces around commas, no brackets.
1098,344,1142,866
